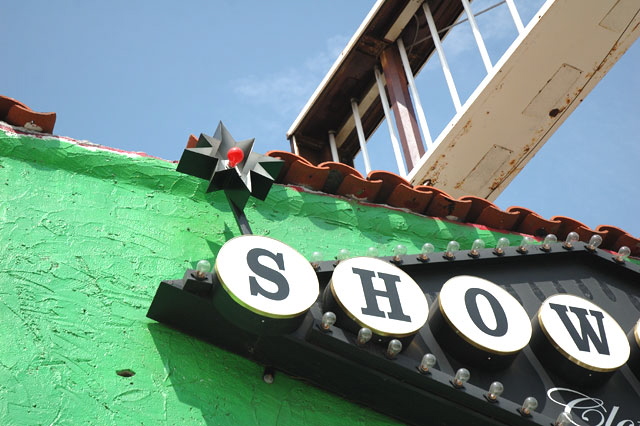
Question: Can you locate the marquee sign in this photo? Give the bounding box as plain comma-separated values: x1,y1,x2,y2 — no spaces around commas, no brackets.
148,236,640,425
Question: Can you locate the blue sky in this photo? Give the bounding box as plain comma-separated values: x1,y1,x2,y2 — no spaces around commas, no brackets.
3,1,639,238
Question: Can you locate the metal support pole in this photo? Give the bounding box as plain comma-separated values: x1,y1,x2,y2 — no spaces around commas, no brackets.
380,44,426,171
328,131,340,162
460,0,493,73
350,98,372,175
374,67,407,177
228,196,253,235
396,39,433,150
505,0,525,34
422,2,462,112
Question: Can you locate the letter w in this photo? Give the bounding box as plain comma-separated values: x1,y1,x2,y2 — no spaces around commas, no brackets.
548,303,610,355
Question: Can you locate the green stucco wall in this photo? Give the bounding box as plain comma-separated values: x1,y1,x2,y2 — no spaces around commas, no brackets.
0,129,527,425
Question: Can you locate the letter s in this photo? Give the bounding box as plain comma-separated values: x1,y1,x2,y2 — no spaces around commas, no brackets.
247,248,290,301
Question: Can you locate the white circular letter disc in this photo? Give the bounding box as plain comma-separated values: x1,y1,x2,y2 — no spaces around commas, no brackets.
215,235,319,319
438,275,531,355
538,294,630,372
329,257,428,337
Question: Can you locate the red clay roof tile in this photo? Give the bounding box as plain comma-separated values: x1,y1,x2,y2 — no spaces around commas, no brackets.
336,174,382,202
318,161,363,193
508,206,561,237
460,196,520,231
0,95,29,117
368,170,411,204
283,159,330,191
597,225,640,257
186,134,198,149
423,186,472,222
0,95,56,134
551,215,608,241
267,150,311,181
386,183,433,214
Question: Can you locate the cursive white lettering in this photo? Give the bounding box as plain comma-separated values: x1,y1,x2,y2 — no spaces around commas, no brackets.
547,388,638,426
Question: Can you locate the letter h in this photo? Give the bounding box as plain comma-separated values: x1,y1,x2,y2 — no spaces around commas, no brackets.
351,267,412,322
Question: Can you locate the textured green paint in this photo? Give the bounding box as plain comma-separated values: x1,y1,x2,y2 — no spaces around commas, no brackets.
0,129,572,425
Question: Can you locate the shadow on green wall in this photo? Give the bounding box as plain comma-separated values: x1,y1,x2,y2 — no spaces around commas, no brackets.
146,321,396,425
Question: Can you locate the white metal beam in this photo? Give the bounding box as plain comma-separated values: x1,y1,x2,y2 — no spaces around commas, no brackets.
374,67,407,176
408,0,640,200
351,99,372,174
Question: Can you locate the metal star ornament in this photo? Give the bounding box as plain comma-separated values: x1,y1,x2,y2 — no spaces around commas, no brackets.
176,122,284,233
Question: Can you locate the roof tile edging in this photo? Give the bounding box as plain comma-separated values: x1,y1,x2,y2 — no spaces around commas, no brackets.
267,150,639,257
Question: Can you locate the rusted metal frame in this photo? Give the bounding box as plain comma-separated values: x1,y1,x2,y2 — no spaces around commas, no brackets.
380,43,426,171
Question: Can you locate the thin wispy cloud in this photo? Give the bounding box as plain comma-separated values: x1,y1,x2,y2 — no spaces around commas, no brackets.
233,35,349,117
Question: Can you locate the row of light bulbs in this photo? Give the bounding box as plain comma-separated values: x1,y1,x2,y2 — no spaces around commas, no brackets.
189,234,632,280
309,232,632,267
320,312,574,425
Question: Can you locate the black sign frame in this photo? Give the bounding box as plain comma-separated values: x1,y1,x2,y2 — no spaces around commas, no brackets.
147,242,640,425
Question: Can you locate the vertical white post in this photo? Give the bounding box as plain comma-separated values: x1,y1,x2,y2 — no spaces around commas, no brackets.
422,2,462,112
396,39,433,150
350,98,372,175
460,0,492,73
374,67,407,177
505,0,525,34
291,135,300,156
328,131,339,162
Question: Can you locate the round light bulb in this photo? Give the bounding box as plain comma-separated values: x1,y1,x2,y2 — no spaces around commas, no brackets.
366,246,379,257
541,234,557,251
615,246,631,263
487,381,504,401
392,244,407,263
563,231,580,249
554,412,573,426
419,242,435,261
453,368,470,388
386,339,402,359
336,248,351,262
357,327,373,346
263,370,274,384
518,236,534,253
520,396,538,416
469,238,485,257
494,237,510,255
321,311,337,331
587,234,603,251
310,251,323,269
419,353,437,373
195,259,211,279
227,147,244,168
444,240,460,259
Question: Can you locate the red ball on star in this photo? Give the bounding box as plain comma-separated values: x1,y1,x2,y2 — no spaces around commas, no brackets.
227,147,244,168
